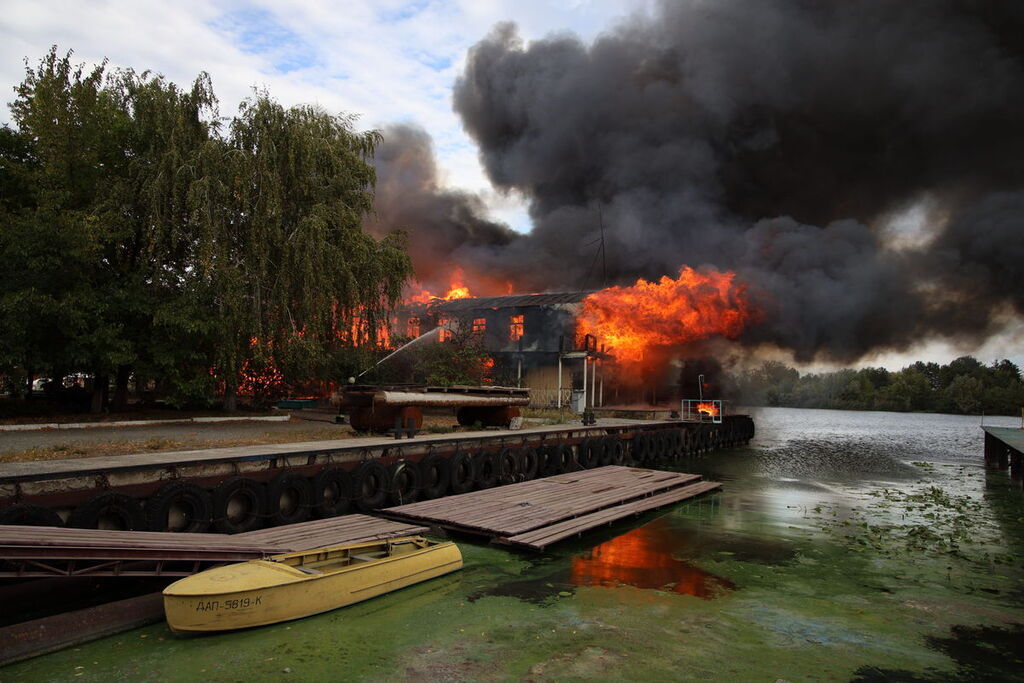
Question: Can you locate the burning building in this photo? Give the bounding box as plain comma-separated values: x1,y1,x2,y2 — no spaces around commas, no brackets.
388,266,752,409
393,291,605,408
430,291,605,408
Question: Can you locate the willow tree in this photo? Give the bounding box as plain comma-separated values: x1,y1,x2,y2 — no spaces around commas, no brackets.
2,48,219,411
98,68,219,409
193,93,412,409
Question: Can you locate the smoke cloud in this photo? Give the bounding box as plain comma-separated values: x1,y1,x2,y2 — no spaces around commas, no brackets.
364,123,519,292
366,1,1024,363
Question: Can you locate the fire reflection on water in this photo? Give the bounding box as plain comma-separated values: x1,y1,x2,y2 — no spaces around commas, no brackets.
570,517,734,598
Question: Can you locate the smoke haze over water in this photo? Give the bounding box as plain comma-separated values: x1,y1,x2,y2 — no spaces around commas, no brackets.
371,0,1024,363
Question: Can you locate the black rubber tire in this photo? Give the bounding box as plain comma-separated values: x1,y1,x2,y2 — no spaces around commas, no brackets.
646,432,664,462
212,477,266,534
418,454,451,500
673,430,686,457
664,430,677,459
681,429,693,455
498,448,520,485
388,460,422,506
70,492,146,531
313,467,354,518
537,444,557,476
518,447,540,480
449,450,477,494
697,429,709,452
597,438,615,467
146,481,212,533
354,460,390,512
605,438,626,465
0,503,63,527
266,473,314,526
553,443,573,473
476,451,500,489
574,440,590,469
577,439,603,469
632,433,649,464
659,431,673,460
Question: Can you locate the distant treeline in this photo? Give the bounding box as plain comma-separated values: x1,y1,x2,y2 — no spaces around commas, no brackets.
733,356,1024,416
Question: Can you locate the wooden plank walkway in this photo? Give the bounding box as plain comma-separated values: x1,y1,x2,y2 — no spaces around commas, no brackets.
238,515,429,551
382,465,720,550
500,480,720,550
0,514,428,577
0,418,661,483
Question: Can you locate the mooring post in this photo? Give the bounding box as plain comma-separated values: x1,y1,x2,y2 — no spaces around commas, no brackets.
985,431,996,467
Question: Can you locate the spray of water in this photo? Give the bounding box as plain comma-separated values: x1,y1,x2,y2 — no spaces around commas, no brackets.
355,326,443,379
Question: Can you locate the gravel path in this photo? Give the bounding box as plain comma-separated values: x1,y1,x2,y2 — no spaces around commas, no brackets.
0,418,350,453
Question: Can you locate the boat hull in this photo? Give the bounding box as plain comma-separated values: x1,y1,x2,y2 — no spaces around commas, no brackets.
164,540,462,632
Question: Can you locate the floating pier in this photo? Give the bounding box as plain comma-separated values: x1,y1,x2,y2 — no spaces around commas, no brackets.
983,426,1024,482
0,514,429,664
0,514,428,578
382,465,720,550
0,416,752,534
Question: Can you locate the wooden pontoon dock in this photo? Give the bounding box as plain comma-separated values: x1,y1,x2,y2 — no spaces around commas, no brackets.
0,514,428,578
983,425,1024,482
383,465,720,550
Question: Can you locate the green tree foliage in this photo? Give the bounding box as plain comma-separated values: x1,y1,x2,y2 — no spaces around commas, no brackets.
735,356,1024,416
192,91,411,408
0,48,412,411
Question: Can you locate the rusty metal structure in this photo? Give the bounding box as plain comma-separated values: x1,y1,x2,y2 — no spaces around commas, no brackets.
336,384,531,431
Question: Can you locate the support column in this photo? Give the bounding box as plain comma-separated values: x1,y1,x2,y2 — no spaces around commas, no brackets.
591,359,597,408
581,357,588,411
557,355,563,409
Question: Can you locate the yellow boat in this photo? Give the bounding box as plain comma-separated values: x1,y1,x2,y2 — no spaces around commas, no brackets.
163,536,462,633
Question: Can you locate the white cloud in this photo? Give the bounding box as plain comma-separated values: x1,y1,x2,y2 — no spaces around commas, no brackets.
1,0,639,231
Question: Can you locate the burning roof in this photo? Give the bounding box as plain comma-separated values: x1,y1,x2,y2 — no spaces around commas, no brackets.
431,291,594,313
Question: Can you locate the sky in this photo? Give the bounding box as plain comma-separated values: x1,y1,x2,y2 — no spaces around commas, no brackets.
0,0,647,232
2,1,1020,372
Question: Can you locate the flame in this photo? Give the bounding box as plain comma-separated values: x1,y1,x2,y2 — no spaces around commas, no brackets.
577,267,753,365
404,267,517,306
406,267,474,304
509,314,524,341
697,401,719,417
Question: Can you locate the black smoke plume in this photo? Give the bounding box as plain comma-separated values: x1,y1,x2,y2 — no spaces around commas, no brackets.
438,0,1024,362
364,123,518,293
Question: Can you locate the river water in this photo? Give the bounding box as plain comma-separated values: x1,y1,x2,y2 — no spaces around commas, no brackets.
4,408,1024,681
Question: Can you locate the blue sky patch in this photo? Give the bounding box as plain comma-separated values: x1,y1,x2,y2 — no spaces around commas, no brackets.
210,7,318,74
377,0,433,24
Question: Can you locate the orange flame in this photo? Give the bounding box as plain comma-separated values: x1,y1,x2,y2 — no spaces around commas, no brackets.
577,267,752,365
697,401,720,417
406,267,474,304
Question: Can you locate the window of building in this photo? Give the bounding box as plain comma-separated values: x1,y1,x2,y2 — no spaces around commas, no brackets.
438,316,452,342
509,314,524,341
406,317,421,339
472,317,486,334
